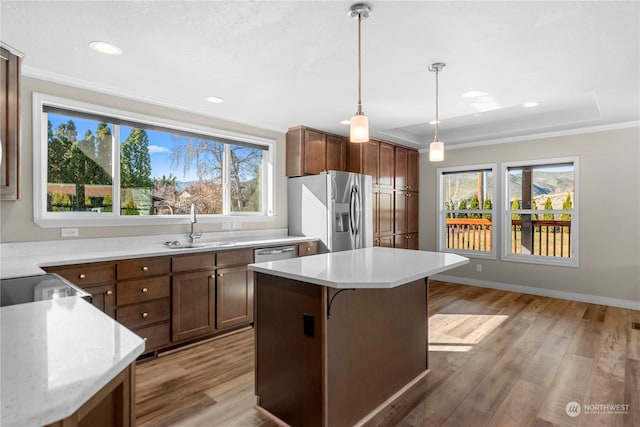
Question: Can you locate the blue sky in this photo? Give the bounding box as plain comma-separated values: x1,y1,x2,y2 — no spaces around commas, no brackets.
49,114,199,181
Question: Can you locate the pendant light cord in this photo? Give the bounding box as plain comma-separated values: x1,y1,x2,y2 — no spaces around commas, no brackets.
357,12,363,115
434,67,439,142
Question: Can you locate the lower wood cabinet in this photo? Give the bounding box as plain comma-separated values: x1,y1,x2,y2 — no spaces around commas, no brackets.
394,233,419,250
297,241,318,257
172,270,216,342
83,283,116,317
216,265,254,329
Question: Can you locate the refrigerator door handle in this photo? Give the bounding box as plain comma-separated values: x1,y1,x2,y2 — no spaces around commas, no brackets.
349,186,356,236
353,185,361,236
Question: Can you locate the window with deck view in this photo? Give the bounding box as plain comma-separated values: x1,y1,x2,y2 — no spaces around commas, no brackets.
502,158,578,267
33,94,275,227
438,165,497,259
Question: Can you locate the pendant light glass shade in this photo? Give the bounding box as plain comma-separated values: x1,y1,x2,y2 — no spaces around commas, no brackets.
429,140,444,162
350,113,369,142
349,4,370,143
428,62,446,162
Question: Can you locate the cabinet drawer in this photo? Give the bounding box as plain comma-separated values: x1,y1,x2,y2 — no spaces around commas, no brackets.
134,322,170,352
216,248,253,267
117,257,170,280
172,252,215,273
47,263,115,286
117,276,170,306
297,241,318,257
117,298,170,329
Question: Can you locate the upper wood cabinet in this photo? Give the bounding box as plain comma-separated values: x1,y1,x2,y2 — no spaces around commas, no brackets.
286,126,346,176
395,146,419,191
0,44,23,200
347,138,396,189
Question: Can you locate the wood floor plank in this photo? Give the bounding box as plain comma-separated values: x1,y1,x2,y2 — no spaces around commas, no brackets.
134,280,638,427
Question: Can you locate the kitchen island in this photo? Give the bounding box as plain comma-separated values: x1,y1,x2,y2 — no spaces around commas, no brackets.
248,247,468,427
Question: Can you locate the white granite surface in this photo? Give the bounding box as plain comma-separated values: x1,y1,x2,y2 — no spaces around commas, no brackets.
0,229,314,279
249,247,469,289
0,297,145,427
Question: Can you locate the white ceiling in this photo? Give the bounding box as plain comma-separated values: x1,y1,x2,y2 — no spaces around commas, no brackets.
2,1,639,149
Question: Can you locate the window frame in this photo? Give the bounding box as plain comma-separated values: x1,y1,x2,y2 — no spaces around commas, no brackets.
500,156,579,267
436,163,498,260
33,92,276,228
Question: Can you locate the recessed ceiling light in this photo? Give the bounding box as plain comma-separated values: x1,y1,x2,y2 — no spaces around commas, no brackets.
462,90,488,99
340,120,351,125
89,41,123,56
205,96,225,104
523,102,539,108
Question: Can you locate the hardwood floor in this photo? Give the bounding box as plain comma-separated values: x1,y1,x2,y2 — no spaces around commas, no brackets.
135,281,640,426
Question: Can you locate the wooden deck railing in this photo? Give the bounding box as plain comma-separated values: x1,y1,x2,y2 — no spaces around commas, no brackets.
445,218,572,257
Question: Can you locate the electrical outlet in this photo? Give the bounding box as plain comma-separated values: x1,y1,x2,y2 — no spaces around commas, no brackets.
61,228,79,238
232,221,241,229
476,263,482,273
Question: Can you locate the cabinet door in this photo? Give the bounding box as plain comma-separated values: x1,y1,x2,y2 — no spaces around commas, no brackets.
172,270,215,342
378,142,395,188
395,146,408,190
407,149,419,191
303,129,326,175
378,188,394,237
298,241,318,257
84,283,116,318
325,135,346,172
216,265,254,329
377,235,394,248
407,233,419,250
407,191,419,234
394,191,407,234
1,46,21,200
394,234,408,249
363,140,379,185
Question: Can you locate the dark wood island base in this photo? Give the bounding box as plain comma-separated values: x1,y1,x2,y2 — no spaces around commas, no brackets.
255,272,429,427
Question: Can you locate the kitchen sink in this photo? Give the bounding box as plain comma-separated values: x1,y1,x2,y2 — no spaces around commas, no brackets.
163,241,236,249
0,274,92,307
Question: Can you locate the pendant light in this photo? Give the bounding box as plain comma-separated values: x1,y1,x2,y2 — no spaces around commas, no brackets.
349,3,371,143
429,62,446,161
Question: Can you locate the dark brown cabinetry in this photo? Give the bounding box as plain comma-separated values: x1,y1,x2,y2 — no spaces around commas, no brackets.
45,262,116,317
286,126,346,176
117,257,171,351
172,269,215,342
394,146,419,192
0,43,22,200
216,265,253,329
297,241,318,257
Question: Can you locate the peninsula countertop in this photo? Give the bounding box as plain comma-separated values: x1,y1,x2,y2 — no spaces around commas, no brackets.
248,247,469,289
0,296,145,427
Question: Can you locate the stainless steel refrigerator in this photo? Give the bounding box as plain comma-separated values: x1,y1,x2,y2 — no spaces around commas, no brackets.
288,170,373,253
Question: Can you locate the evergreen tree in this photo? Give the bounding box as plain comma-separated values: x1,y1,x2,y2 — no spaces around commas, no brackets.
470,195,481,219
532,200,539,220
457,199,468,218
511,199,520,220
123,195,140,215
482,197,492,220
561,193,572,221
121,128,153,189
95,123,113,184
543,196,554,220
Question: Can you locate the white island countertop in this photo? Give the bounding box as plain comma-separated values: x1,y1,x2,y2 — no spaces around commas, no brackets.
248,247,469,289
0,297,145,427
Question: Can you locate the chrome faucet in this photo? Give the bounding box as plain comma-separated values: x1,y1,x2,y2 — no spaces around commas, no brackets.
189,203,202,244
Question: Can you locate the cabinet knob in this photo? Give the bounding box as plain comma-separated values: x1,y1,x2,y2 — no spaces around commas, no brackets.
307,247,311,252
211,274,215,279
142,312,149,318
142,287,148,293
142,266,149,272
143,337,148,342
218,273,224,277
106,290,113,295
78,274,86,279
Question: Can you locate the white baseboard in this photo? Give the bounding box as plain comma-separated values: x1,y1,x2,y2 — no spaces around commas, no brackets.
432,274,640,311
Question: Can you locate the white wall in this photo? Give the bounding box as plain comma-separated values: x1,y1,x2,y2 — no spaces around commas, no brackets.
0,77,288,242
419,127,640,304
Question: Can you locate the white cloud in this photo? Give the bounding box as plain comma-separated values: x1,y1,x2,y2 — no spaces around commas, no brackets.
148,145,170,154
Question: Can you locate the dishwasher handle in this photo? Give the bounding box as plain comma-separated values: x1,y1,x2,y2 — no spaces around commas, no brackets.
255,246,296,256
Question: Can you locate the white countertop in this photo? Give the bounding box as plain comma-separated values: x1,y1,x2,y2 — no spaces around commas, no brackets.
0,297,145,427
0,229,314,279
248,247,469,289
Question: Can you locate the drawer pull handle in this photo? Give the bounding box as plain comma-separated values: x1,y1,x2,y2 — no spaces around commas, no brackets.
142,287,148,293
79,274,86,279
142,312,149,318
142,266,149,272
106,290,113,295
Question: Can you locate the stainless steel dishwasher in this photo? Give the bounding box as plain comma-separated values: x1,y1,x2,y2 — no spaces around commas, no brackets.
254,245,297,262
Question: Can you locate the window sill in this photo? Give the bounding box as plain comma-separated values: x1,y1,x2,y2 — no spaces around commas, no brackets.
501,253,579,268
34,214,277,228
